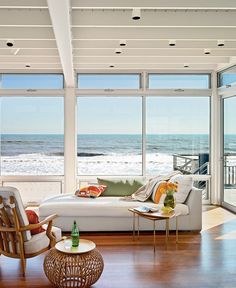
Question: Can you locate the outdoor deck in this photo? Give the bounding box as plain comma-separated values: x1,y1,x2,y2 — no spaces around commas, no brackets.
173,153,236,203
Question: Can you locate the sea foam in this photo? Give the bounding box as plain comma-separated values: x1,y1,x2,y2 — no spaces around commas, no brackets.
1,153,173,176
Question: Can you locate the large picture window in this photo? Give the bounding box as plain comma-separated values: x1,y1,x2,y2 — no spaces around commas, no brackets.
0,97,64,175
77,97,142,175
146,97,210,176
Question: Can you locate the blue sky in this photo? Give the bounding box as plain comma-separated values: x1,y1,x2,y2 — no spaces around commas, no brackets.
1,97,64,134
77,96,210,134
1,74,63,89
0,73,234,134
1,95,210,134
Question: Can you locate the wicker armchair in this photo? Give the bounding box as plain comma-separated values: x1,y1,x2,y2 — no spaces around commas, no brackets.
0,187,61,276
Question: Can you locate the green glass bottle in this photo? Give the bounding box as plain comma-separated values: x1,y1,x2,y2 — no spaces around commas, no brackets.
71,220,79,247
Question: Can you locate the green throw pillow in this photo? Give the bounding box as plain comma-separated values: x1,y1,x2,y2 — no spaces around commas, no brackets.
97,178,144,197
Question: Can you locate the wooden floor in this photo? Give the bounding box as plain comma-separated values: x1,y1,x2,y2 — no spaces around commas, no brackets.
0,206,236,288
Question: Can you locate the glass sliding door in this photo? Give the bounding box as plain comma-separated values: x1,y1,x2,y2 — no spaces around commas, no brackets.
223,96,236,208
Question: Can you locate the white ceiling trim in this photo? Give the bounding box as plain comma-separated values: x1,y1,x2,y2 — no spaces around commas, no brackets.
0,27,54,39
72,0,236,10
47,0,74,87
72,27,236,40
0,56,60,63
75,64,217,70
72,40,236,49
73,49,236,57
0,9,51,26
0,0,47,9
72,10,236,28
0,63,61,69
0,40,57,49
75,56,229,64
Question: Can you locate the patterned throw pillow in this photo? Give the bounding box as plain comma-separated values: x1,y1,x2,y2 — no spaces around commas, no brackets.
151,181,168,204
25,210,45,235
75,185,107,198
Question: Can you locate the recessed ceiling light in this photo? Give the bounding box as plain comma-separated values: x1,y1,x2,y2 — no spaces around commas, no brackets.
217,40,225,47
25,64,31,68
119,40,127,47
204,49,211,55
184,64,189,68
115,48,122,54
6,40,14,47
169,40,176,47
132,8,141,20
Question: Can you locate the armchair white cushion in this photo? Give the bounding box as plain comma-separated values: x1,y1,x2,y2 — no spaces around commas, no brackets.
24,226,61,254
0,186,62,276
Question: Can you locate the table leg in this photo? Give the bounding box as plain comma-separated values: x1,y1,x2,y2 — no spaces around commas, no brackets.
166,219,169,244
153,220,156,253
137,215,140,240
176,216,178,243
132,213,135,241
167,218,169,237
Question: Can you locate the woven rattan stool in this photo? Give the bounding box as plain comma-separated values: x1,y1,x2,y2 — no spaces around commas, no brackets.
44,239,104,288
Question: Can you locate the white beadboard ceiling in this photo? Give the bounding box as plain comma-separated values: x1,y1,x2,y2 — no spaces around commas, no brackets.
1,0,236,86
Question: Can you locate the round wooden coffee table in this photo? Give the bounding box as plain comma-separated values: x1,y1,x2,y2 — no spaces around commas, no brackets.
44,239,104,288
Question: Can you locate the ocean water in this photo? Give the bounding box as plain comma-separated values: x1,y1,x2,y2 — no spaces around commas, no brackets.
2,133,234,176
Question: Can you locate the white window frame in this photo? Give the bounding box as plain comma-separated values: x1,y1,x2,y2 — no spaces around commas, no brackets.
0,87,66,198
76,71,212,204
0,70,214,204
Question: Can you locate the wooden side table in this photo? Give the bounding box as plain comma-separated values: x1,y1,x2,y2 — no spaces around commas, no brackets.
128,208,180,252
44,239,104,288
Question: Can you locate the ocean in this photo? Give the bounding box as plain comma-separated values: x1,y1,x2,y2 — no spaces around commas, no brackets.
0,133,214,176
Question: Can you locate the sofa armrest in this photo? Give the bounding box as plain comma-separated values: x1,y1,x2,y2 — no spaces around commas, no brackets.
184,187,202,231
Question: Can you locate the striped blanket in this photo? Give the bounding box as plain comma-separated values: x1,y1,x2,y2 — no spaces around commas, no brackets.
123,171,181,202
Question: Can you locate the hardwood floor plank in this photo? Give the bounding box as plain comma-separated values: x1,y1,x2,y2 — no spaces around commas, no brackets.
0,208,236,288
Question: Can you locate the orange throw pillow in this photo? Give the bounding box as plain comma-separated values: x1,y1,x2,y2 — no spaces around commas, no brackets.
25,210,45,235
75,185,107,198
151,181,168,204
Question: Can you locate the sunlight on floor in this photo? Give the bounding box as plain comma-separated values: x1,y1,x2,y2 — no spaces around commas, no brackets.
202,207,236,232
216,230,236,240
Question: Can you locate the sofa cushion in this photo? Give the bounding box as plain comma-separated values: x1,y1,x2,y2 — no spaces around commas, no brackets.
169,174,193,203
97,178,144,196
39,194,189,218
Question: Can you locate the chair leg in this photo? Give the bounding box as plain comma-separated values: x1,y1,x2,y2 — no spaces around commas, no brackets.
20,256,26,276
18,232,26,276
